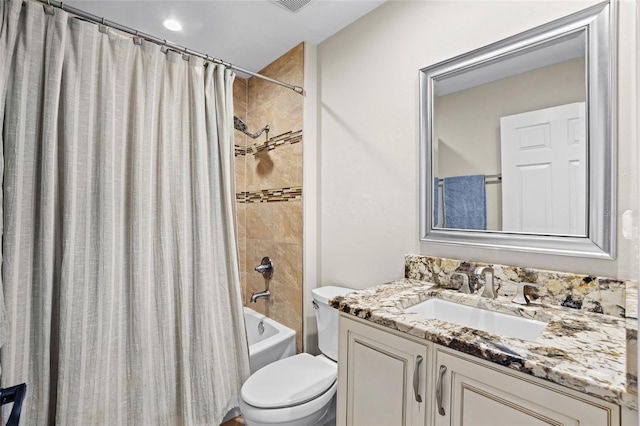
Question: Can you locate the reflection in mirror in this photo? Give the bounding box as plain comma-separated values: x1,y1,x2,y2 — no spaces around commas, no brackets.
419,1,616,259
433,32,587,235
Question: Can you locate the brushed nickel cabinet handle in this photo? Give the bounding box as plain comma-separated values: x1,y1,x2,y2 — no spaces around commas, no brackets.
436,364,447,416
413,355,424,403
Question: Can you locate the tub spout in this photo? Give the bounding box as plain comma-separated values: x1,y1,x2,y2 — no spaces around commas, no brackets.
250,290,271,303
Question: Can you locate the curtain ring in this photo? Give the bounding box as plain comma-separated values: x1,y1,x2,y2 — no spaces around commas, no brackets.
102,17,106,25
163,39,167,47
44,0,54,15
133,29,142,45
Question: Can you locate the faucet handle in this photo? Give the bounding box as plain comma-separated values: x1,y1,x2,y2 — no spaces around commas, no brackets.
255,257,274,279
452,272,472,294
512,282,541,305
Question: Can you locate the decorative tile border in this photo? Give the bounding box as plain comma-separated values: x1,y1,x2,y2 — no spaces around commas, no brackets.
405,254,631,318
236,187,302,203
235,130,302,156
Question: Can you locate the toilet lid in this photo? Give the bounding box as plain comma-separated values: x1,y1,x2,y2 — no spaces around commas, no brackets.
241,353,337,409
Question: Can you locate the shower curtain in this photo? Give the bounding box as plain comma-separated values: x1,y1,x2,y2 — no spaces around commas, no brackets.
0,1,250,425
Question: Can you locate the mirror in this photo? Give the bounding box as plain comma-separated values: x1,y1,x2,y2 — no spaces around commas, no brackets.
419,1,616,259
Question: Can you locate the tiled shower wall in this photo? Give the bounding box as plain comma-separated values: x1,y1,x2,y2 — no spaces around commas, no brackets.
234,43,304,352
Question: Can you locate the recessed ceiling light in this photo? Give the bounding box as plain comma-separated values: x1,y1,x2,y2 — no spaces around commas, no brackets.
163,19,182,32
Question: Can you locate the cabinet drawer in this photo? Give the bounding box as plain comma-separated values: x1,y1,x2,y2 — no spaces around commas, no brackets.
434,349,620,426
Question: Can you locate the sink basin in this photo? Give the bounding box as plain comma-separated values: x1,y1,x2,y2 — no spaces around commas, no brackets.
405,298,547,341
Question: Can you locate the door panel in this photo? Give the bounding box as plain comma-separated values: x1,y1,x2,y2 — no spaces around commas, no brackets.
338,316,429,426
500,102,586,235
351,340,406,425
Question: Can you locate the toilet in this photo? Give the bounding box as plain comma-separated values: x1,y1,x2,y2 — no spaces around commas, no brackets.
238,286,352,426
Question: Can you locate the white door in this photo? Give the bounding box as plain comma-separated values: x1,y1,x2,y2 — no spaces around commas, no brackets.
500,102,586,235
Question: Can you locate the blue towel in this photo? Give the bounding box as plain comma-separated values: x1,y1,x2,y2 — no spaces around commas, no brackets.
443,175,486,230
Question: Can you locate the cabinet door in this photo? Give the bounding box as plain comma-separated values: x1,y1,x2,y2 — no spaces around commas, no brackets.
434,349,620,426
338,316,430,426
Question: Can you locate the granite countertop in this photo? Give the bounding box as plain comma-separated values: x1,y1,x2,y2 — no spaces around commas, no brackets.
331,278,638,410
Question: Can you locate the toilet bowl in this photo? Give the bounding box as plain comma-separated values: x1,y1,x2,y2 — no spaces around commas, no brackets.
239,286,352,426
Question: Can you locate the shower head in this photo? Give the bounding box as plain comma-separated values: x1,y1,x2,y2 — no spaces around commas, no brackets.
234,116,270,139
234,116,248,133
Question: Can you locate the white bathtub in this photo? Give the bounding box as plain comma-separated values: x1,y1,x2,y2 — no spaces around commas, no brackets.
243,306,296,374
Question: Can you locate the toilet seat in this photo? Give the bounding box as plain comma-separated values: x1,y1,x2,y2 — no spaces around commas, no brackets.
241,353,336,409
239,380,337,426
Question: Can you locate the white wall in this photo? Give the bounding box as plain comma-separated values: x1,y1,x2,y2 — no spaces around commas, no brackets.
316,0,638,289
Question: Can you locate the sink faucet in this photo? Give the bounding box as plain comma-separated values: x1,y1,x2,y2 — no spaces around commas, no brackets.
250,290,271,303
475,266,497,299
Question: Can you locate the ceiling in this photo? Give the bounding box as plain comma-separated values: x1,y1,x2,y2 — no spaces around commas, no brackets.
66,0,387,78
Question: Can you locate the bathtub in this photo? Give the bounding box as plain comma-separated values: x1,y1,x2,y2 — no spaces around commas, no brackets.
243,306,296,374
223,307,296,423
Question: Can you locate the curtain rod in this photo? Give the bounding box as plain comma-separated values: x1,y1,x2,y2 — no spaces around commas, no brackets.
33,0,305,96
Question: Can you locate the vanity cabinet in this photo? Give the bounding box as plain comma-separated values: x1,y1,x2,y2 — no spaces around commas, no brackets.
337,315,430,426
433,348,619,426
338,315,627,426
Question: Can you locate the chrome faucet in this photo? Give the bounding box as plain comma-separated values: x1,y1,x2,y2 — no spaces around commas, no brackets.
255,257,274,279
250,290,271,303
475,266,497,299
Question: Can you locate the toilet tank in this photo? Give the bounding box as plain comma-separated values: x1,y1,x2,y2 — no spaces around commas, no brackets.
312,286,352,362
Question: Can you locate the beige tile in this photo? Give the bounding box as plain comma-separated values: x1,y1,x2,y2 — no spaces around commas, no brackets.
245,239,303,351
263,242,303,352
246,272,268,314
258,43,304,87
238,235,246,274
249,91,302,136
233,77,247,113
270,242,303,288
234,130,248,148
246,239,273,308
233,78,249,148
236,203,246,239
240,270,247,307
235,155,246,193
246,143,302,191
238,238,247,301
247,43,304,138
270,283,303,352
249,96,302,139
246,202,275,240
249,241,301,294
238,42,305,348
272,200,303,244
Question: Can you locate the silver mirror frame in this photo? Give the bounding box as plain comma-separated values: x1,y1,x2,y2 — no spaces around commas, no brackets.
419,1,616,259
